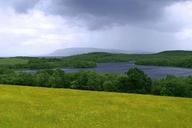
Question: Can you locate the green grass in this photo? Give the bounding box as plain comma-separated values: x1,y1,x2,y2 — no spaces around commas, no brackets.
0,85,192,128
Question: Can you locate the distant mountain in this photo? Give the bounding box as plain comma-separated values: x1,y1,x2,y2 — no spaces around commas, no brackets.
49,48,145,57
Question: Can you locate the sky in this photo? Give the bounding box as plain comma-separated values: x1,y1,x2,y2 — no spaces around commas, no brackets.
0,0,192,56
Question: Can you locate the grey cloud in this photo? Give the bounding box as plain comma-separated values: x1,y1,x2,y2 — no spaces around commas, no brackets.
0,0,39,13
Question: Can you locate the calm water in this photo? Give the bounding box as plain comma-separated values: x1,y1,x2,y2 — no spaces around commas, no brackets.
63,62,192,79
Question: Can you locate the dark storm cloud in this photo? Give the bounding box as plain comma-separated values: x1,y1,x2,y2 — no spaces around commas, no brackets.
57,0,176,20
0,0,186,30
46,0,186,28
5,0,185,24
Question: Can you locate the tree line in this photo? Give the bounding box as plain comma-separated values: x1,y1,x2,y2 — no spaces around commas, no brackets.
0,67,191,98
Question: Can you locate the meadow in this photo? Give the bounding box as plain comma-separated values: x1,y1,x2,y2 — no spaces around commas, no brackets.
0,85,192,128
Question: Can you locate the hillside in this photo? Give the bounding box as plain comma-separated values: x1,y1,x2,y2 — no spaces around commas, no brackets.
61,51,192,68
1,50,192,69
158,50,192,55
0,85,192,128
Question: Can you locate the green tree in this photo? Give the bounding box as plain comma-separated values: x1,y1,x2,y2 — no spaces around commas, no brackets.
127,68,152,93
48,69,69,88
152,75,191,97
117,68,152,93
103,80,116,91
34,71,51,87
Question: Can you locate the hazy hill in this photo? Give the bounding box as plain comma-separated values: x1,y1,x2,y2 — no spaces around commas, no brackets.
49,48,149,57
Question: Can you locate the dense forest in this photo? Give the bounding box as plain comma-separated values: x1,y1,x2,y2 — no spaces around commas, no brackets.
0,67,191,98
1,50,192,69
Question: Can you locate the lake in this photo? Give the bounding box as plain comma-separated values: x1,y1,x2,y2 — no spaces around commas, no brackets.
63,62,192,79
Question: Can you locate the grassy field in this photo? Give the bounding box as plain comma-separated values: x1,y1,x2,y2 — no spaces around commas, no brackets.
0,85,192,128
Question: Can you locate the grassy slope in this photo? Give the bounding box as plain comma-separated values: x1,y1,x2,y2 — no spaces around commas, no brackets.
0,85,192,128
